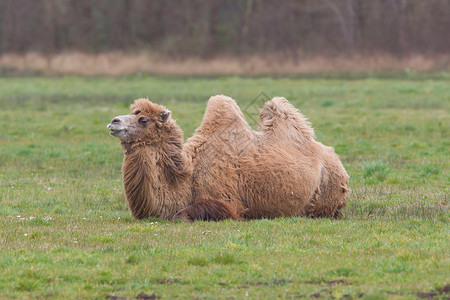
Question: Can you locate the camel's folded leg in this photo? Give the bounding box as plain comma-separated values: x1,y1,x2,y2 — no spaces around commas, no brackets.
172,199,242,222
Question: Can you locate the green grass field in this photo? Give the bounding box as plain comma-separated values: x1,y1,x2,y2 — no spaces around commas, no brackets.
0,74,449,299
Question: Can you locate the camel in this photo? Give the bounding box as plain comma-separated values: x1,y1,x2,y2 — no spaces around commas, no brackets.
107,95,349,221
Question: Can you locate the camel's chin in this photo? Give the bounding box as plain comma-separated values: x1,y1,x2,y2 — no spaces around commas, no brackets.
109,129,126,138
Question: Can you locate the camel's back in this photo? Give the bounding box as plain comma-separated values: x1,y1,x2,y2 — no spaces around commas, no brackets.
186,95,348,219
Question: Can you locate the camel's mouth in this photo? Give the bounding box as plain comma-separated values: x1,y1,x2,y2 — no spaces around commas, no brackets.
109,128,124,136
107,122,128,138
108,127,130,138
107,115,136,139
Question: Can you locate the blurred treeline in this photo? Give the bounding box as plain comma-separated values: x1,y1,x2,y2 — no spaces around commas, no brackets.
0,0,449,57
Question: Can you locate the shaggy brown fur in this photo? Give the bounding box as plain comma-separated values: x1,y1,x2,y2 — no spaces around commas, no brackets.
108,95,349,221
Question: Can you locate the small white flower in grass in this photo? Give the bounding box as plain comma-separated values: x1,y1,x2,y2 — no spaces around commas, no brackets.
43,216,53,221
118,217,121,220
245,291,249,297
82,218,86,220
17,216,20,218
24,234,28,236
29,217,35,220
154,234,157,236
100,216,103,219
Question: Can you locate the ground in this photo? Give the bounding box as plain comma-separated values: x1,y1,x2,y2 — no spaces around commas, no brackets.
0,73,448,299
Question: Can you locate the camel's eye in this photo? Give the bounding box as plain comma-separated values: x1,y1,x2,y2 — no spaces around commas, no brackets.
138,117,149,125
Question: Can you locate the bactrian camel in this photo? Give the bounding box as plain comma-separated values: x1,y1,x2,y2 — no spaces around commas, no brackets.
107,95,349,221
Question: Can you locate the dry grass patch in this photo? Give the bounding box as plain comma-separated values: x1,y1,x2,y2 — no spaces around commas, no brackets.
1,51,449,76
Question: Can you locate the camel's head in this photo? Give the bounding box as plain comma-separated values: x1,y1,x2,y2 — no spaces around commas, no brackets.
107,99,171,144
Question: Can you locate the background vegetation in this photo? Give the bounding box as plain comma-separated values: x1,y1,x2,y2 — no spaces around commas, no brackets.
0,74,448,299
1,1,449,76
1,0,449,57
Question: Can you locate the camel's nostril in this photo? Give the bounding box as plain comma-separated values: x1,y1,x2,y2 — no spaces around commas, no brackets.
111,118,121,124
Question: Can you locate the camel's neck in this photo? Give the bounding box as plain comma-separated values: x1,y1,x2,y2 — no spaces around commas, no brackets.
121,127,193,219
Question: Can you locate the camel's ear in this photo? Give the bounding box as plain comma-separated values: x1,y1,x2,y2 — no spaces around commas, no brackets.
161,110,171,122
